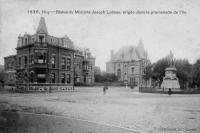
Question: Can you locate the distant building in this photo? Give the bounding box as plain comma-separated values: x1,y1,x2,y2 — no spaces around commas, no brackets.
106,41,150,87
74,47,95,85
4,17,95,91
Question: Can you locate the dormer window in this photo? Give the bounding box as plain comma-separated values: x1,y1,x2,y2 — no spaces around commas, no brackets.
17,38,22,47
63,38,68,47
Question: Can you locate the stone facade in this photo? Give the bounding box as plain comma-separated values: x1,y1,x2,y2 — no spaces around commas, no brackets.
106,41,150,87
4,17,95,92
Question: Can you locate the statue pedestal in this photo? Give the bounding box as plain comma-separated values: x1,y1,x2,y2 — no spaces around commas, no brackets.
161,67,180,91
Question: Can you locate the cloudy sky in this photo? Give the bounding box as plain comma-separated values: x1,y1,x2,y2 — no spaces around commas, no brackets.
0,0,200,70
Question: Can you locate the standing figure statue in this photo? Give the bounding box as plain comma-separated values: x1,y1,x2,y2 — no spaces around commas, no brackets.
168,50,174,67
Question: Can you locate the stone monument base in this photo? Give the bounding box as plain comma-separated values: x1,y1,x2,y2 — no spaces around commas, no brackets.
161,79,180,91
161,67,181,91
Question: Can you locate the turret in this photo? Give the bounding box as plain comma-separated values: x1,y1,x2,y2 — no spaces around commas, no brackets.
36,17,48,34
36,17,48,44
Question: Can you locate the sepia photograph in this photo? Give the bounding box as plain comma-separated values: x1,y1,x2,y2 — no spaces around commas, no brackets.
0,0,200,132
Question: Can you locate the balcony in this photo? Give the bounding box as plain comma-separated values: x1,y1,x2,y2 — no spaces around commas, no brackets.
29,63,48,68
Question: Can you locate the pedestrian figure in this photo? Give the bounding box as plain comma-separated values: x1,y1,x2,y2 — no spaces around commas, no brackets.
168,88,172,95
103,85,108,94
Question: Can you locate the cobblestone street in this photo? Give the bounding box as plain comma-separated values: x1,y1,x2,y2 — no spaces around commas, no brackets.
0,87,200,133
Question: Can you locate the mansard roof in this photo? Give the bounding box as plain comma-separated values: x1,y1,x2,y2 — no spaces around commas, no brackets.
36,17,48,34
111,41,148,62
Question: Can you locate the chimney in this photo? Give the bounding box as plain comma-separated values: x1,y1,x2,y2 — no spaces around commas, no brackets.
111,50,114,60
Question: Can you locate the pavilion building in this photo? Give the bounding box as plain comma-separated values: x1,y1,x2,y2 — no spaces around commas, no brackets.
106,41,151,87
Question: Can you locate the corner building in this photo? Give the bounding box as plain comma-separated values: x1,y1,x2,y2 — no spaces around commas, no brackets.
4,17,95,92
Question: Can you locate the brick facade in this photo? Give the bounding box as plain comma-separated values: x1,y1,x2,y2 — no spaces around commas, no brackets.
4,17,95,92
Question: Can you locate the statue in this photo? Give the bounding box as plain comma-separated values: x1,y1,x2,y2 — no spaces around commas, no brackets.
161,51,180,91
168,50,174,67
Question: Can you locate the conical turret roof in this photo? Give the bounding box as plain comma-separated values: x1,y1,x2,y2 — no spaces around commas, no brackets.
136,40,146,59
36,17,48,34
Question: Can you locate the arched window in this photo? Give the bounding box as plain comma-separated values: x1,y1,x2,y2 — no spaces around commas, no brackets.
51,55,56,68
131,67,134,74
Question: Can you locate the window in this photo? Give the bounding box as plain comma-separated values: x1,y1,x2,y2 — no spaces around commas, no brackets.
19,57,21,66
124,72,127,80
61,73,65,83
61,57,66,69
131,67,134,74
24,56,27,65
36,52,46,64
83,61,89,71
52,56,56,68
30,55,34,64
67,74,71,83
63,39,68,47
36,68,46,83
30,71,34,82
32,38,34,43
38,54,44,63
117,69,121,79
25,38,28,45
11,63,13,69
66,58,71,70
51,73,55,83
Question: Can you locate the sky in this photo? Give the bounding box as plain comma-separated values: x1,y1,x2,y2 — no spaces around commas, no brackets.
0,0,200,71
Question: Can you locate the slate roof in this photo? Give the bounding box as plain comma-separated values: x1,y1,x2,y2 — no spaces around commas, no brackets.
111,41,148,61
36,17,48,34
